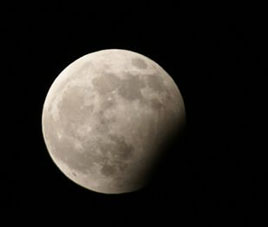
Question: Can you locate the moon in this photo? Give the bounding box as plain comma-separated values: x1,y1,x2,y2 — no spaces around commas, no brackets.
42,49,186,194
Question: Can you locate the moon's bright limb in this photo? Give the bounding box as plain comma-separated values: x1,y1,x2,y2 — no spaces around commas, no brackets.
42,49,185,194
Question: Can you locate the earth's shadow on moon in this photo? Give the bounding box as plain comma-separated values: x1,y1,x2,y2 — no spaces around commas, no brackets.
96,122,187,197
143,122,187,190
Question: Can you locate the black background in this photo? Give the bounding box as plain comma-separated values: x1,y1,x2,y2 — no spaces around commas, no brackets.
3,1,266,226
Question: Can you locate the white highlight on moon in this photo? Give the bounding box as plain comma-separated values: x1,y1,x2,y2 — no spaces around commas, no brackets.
42,49,186,194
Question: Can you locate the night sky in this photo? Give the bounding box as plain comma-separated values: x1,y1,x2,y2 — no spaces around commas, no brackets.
4,1,266,226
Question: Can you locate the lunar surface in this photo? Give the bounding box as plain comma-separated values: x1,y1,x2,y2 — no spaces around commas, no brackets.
42,49,185,194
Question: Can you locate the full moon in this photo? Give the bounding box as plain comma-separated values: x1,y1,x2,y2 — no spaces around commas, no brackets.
42,49,185,194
